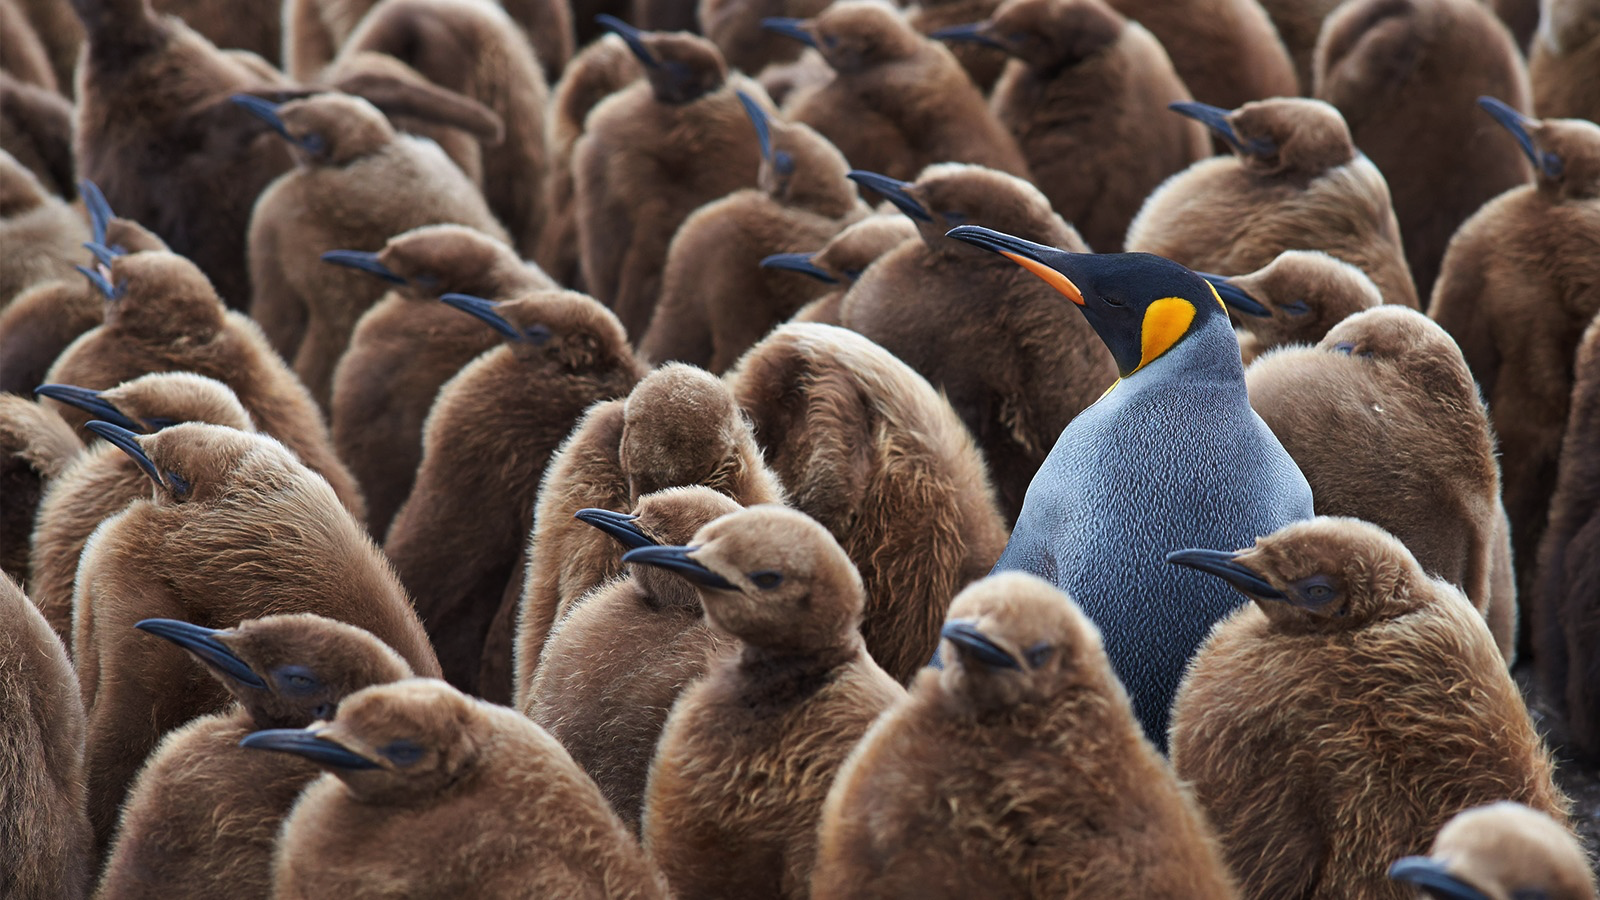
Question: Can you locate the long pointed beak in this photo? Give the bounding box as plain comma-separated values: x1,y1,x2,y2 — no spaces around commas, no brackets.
760,252,837,283
944,225,1085,305
1165,548,1286,601
231,94,295,142
440,293,525,343
76,264,124,300
1478,96,1562,178
736,91,775,161
34,384,143,433
1197,273,1270,317
597,14,658,67
941,620,1020,670
761,17,818,48
574,508,655,551
621,545,738,590
240,729,380,770
81,180,116,247
847,170,932,222
134,619,267,689
321,250,406,284
1169,101,1276,157
1387,857,1493,900
84,420,165,489
928,22,1005,50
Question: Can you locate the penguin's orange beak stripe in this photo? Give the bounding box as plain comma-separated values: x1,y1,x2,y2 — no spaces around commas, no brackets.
1001,252,1083,305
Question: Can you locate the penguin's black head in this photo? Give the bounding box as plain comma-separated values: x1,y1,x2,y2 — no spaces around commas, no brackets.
946,225,1224,378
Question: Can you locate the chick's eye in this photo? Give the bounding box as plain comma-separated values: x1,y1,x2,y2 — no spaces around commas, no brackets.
942,211,968,225
1023,642,1054,668
381,739,424,767
1279,299,1311,316
299,133,327,156
166,472,192,497
774,151,795,176
275,665,322,694
1334,341,1356,355
750,570,784,590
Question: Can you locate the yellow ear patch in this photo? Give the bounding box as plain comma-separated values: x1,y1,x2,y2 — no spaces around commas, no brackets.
1208,281,1226,312
1001,252,1084,305
1134,297,1196,373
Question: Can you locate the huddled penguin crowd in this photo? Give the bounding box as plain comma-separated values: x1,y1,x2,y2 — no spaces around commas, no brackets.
5,0,1600,896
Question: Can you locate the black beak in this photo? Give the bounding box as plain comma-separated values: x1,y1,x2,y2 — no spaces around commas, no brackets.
231,94,296,142
574,508,656,551
1387,857,1493,900
760,252,838,284
440,293,526,343
1198,272,1270,317
928,22,1005,50
597,14,658,67
1478,96,1562,179
1165,548,1286,601
83,241,121,267
1169,101,1276,157
847,170,932,222
321,250,405,284
76,264,123,300
761,17,818,48
34,384,143,433
621,545,738,590
81,180,116,248
85,420,166,488
736,91,775,161
240,729,380,770
134,618,267,689
941,620,1021,670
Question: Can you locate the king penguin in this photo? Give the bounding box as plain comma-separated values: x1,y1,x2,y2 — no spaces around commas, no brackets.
946,225,1313,748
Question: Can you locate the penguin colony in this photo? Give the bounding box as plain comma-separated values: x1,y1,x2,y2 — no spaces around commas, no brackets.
6,0,1600,896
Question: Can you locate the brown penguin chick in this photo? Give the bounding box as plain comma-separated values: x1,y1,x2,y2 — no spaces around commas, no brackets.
336,0,553,258
1314,0,1534,301
149,0,279,65
782,213,919,325
0,392,81,583
1125,97,1421,310
812,573,1239,899
0,572,91,900
1256,0,1344,92
0,150,87,308
574,20,764,337
512,362,786,702
701,0,833,77
13,0,82,97
42,250,367,521
534,33,642,289
1429,102,1600,617
728,323,1009,682
383,290,644,700
327,225,553,538
1,73,76,199
757,46,834,107
640,92,869,372
769,2,1031,184
908,0,1008,92
1204,249,1383,364
242,93,508,409
1389,802,1598,900
249,679,670,899
1531,0,1600,124
71,421,440,856
1105,0,1297,109
951,0,1210,254
95,614,413,900
0,0,58,91
524,486,741,832
28,372,253,646
633,505,908,899
836,164,1117,523
1167,516,1570,900
1245,307,1512,654
499,0,575,85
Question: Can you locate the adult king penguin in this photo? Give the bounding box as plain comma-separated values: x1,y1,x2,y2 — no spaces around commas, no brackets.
946,225,1313,747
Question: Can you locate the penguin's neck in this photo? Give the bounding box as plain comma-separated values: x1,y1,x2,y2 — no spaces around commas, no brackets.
1114,312,1247,398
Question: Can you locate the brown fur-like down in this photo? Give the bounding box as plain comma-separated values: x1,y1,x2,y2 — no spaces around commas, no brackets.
42,250,367,520
1169,516,1570,900
640,94,868,372
28,373,254,646
777,2,1031,184
512,362,786,703
150,0,279,63
728,323,1009,682
0,393,81,583
1213,250,1384,365
908,0,1008,92
1106,0,1297,108
1536,311,1600,763
0,150,86,308
525,486,741,832
1532,0,1600,123
701,0,834,79
0,0,58,90
1256,0,1344,91
1391,802,1598,900
1125,97,1420,310
95,615,413,900
1,73,76,199
979,0,1210,254
574,28,763,337
384,289,645,701
329,225,553,538
264,679,671,898
1245,307,1514,656
1429,111,1600,622
838,163,1117,523
1314,0,1534,301
336,0,552,258
0,572,91,900
812,573,1238,899
71,422,440,856
638,505,908,899
786,213,918,325
244,93,508,409
13,0,82,95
